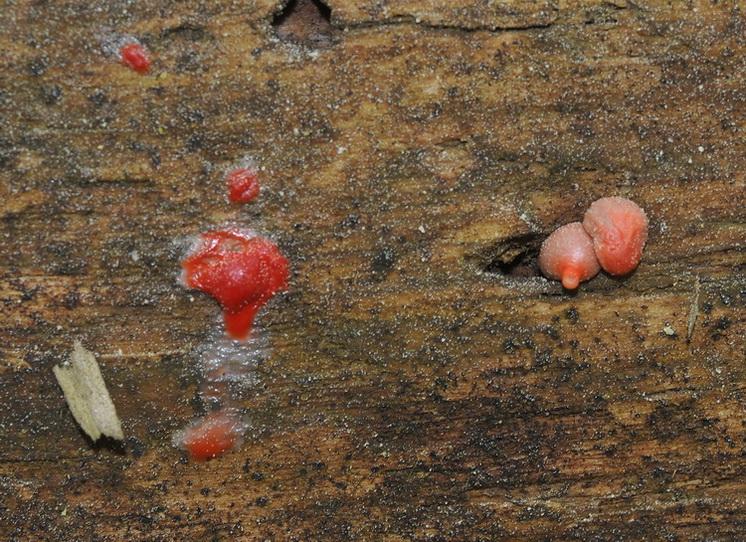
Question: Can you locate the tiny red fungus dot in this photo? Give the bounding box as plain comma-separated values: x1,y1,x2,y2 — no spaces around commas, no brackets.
582,196,649,275
180,228,289,340
119,42,150,74
539,222,601,290
226,167,260,204
174,409,247,461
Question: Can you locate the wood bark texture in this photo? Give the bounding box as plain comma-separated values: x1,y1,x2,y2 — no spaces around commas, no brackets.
1,0,744,540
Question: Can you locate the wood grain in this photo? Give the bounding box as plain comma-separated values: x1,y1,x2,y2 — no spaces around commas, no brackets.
1,0,744,540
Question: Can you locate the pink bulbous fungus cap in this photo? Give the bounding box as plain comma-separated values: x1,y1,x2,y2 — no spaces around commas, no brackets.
539,222,601,289
582,197,649,276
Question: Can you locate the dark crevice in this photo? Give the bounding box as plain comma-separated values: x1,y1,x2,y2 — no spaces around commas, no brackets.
480,234,542,278
272,0,333,47
161,23,211,43
330,2,632,34
342,17,556,34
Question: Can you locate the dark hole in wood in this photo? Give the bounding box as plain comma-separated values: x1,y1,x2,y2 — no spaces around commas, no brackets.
482,234,541,277
272,0,333,47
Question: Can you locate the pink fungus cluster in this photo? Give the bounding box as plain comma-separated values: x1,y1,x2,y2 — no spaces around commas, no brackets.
539,197,649,289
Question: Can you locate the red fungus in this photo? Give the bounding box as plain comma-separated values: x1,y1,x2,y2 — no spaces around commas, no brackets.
227,167,260,204
120,43,150,74
582,197,649,275
539,222,601,290
180,228,289,340
175,410,246,461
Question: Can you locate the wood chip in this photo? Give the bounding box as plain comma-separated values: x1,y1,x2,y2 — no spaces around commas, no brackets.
53,341,124,441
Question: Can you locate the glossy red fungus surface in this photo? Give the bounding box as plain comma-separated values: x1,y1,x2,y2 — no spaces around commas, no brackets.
181,228,289,340
227,167,260,204
177,410,246,461
582,197,649,275
539,222,601,290
120,43,150,74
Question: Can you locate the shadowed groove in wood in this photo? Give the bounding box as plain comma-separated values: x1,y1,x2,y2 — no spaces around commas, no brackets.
273,0,333,47
480,233,542,278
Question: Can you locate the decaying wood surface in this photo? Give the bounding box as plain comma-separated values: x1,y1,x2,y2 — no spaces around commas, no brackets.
1,0,744,540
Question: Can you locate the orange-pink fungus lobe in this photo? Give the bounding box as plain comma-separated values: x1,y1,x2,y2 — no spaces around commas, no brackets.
180,228,289,340
539,222,601,290
582,197,648,275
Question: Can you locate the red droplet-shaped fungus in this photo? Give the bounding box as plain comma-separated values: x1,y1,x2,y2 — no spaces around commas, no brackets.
181,228,289,340
175,410,246,461
119,42,151,74
539,222,601,290
582,197,648,275
227,167,260,204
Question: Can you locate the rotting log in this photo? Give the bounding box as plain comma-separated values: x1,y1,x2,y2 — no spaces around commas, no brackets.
1,0,744,540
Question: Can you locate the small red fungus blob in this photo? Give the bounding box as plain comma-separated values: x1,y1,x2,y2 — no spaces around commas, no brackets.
181,228,289,340
227,167,260,204
582,197,649,275
177,410,246,461
120,43,150,74
539,222,601,290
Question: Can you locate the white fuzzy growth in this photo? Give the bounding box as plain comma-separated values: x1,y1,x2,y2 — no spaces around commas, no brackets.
201,332,267,384
97,31,141,60
197,330,268,409
230,156,259,174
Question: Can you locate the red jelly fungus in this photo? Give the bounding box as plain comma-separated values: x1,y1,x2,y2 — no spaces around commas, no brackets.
177,410,246,461
181,228,289,340
582,197,649,276
539,222,601,290
120,43,150,74
227,167,260,204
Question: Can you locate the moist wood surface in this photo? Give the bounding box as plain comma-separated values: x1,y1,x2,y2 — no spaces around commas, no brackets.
1,1,744,540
